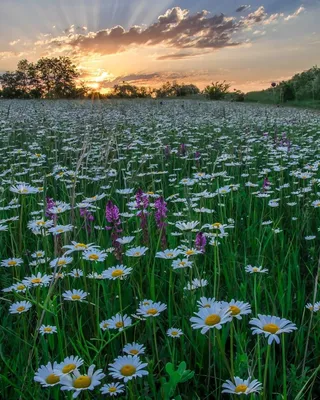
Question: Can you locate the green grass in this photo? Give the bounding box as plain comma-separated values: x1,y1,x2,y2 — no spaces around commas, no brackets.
0,99,320,399
245,90,320,110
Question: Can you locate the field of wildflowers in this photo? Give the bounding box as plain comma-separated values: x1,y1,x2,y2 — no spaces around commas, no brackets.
1,99,320,399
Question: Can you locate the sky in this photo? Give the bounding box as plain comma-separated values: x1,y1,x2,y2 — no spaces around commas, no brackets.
0,0,319,92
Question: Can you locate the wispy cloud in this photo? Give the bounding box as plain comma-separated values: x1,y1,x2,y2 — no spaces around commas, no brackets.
236,5,251,12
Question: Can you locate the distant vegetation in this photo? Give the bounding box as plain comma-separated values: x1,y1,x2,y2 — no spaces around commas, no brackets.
245,66,320,108
1,57,319,107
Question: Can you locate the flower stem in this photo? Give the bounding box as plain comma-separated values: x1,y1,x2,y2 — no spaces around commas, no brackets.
263,345,271,399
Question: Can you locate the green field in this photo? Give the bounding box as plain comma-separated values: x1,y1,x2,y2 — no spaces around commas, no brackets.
1,99,320,399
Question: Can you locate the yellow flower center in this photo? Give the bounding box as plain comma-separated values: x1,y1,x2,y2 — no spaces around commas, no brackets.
16,285,25,290
115,321,124,328
16,306,25,312
73,375,92,388
8,260,17,266
263,323,279,334
129,349,139,355
62,363,77,374
205,314,221,326
212,223,221,228
57,229,64,233
179,262,186,266
167,253,173,257
229,305,241,315
31,278,42,284
36,252,43,257
235,384,248,393
252,267,259,272
71,294,81,300
147,191,154,195
120,365,136,377
111,269,124,277
146,308,158,315
21,188,29,193
88,254,99,260
134,252,141,256
186,250,195,256
58,260,67,265
103,323,109,329
36,221,45,226
75,243,87,249
44,327,53,333
45,374,60,385
171,331,178,336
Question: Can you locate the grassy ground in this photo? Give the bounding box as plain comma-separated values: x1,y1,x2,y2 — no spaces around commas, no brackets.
245,90,320,110
1,100,320,400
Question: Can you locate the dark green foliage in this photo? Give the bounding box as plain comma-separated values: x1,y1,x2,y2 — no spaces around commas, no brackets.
0,57,88,99
203,81,230,100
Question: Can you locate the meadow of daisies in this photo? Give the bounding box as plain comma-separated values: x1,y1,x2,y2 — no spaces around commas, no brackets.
1,99,320,399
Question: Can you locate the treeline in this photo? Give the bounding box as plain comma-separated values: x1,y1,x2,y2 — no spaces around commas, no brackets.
0,58,87,99
0,56,246,100
247,66,320,103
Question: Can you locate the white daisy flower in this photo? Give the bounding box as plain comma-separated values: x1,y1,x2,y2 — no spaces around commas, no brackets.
184,278,208,291
50,256,73,268
125,246,148,257
167,328,184,338
32,250,45,258
190,304,232,334
101,382,125,396
55,356,84,376
221,300,252,320
172,258,193,269
60,364,105,398
108,355,148,382
83,249,107,262
1,257,23,268
175,221,199,231
245,265,269,274
123,342,146,356
249,314,297,344
305,302,320,312
10,183,38,194
104,313,132,331
155,249,181,259
34,362,60,387
23,272,52,287
136,300,167,318
11,282,30,292
9,300,32,314
197,297,217,309
62,289,88,302
222,376,262,395
102,265,132,280
39,325,57,335
68,269,84,278
116,236,135,245
62,242,99,255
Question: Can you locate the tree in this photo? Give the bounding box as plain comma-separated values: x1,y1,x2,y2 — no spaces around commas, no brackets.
203,81,230,100
0,57,83,99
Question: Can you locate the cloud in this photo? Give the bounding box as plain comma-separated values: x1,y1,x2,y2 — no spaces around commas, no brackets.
33,6,307,60
38,7,241,56
236,5,251,12
9,39,21,46
157,51,209,60
284,6,305,21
